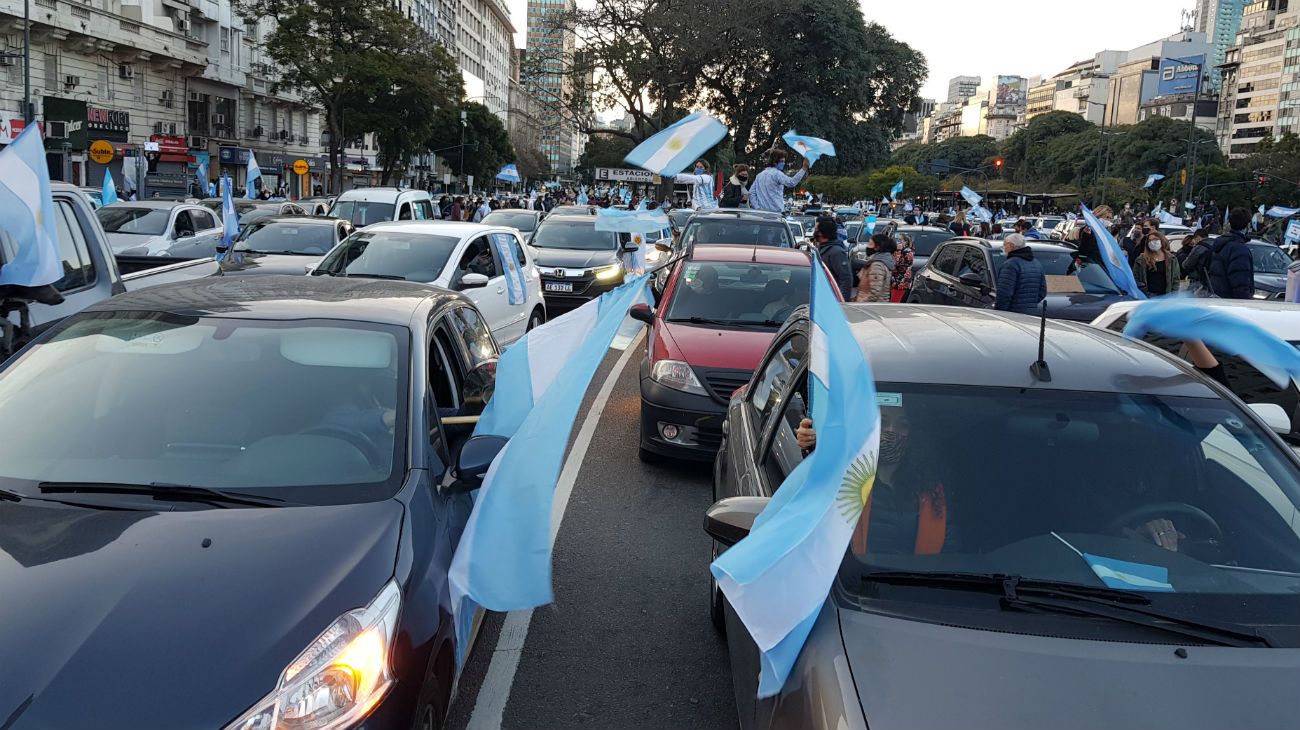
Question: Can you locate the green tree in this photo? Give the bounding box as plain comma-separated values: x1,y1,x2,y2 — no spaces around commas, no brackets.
427,102,515,191
1000,111,1093,179
577,133,636,174
1236,133,1300,208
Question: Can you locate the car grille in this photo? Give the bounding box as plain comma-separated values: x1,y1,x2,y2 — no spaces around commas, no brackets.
702,368,752,405
696,422,724,451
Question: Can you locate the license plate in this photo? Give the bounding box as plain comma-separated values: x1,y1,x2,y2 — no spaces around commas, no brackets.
545,282,574,293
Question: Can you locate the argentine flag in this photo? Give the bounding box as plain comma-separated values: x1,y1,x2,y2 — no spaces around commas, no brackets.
495,163,521,183
218,175,239,261
576,186,589,205
959,185,982,208
245,152,262,199
0,126,62,287
712,265,881,698
624,112,728,176
889,179,904,201
1158,211,1182,226
101,169,119,206
782,130,836,167
196,158,209,197
594,201,670,235
1267,205,1300,218
449,275,653,661
1143,173,1165,189
489,232,526,305
1081,203,1145,301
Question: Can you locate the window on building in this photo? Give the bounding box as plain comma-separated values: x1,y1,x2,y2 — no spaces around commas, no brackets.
220,26,230,53
43,52,57,92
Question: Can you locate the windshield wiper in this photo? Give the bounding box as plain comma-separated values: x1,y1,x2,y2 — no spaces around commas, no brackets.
38,482,289,509
667,316,772,327
0,487,21,502
862,570,1271,648
344,273,405,281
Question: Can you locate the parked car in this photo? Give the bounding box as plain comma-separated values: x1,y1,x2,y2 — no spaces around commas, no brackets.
218,216,354,277
298,196,335,216
312,221,545,345
96,200,224,257
629,245,823,462
679,209,797,250
908,238,1131,321
0,275,505,730
1247,241,1291,300
481,209,545,243
528,214,639,314
328,187,439,227
709,303,1300,730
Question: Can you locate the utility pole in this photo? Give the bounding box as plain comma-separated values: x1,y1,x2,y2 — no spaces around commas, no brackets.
22,0,31,122
459,109,467,194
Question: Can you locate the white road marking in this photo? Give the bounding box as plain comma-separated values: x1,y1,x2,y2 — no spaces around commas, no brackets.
465,331,644,730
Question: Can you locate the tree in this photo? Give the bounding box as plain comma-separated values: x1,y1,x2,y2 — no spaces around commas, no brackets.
427,102,515,191
577,133,636,174
1000,111,1093,178
514,145,550,183
1236,133,1300,208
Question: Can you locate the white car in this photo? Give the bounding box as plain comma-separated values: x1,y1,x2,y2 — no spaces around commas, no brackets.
310,221,545,345
327,187,439,228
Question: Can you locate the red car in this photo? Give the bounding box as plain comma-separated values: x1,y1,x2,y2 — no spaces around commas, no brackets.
629,244,838,462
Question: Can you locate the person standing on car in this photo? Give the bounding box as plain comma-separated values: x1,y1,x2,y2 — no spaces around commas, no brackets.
855,233,897,303
1208,208,1255,300
994,233,1046,315
720,164,750,208
672,159,719,211
1132,223,1180,296
814,217,853,300
749,149,809,214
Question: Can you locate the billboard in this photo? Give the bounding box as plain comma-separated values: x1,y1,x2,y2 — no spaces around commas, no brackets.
595,167,655,183
995,76,1026,107
1158,55,1205,97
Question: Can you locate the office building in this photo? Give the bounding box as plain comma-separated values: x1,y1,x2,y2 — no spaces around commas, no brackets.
1217,0,1296,157
1197,0,1250,89
1104,30,1212,127
947,75,980,104
1025,52,1125,124
455,0,515,122
525,0,577,174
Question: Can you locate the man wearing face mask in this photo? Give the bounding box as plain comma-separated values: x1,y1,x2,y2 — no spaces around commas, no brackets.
719,164,750,208
671,159,719,211
748,148,809,214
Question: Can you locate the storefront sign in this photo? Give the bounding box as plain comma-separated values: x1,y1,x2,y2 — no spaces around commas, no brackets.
86,107,130,135
596,167,655,183
88,140,116,164
1,118,34,145
218,146,252,165
292,159,309,175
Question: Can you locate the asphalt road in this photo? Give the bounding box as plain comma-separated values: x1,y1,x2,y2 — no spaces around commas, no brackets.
446,339,738,730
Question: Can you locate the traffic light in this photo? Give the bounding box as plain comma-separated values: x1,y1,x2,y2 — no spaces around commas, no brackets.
1259,174,1269,185
993,157,1004,171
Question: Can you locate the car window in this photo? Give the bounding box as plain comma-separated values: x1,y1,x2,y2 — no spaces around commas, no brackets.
761,372,808,489
682,220,792,248
748,333,808,427
174,210,195,235
51,200,96,292
666,261,810,327
414,200,436,221
430,324,462,410
398,203,413,221
929,244,963,275
458,236,501,279
191,209,216,230
957,246,989,280
509,235,527,266
450,306,498,368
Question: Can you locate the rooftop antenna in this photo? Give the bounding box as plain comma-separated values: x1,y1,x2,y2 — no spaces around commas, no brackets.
1030,299,1051,382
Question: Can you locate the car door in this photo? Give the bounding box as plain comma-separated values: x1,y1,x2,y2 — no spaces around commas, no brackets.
951,244,994,308
913,242,963,304
504,232,544,323
451,235,512,340
485,231,532,343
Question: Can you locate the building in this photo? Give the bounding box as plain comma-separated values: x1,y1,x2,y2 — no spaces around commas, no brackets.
1104,30,1212,127
947,75,980,104
455,0,514,123
1197,0,1250,89
928,103,964,143
893,98,935,148
524,0,577,174
1217,0,1296,157
1025,52,1124,124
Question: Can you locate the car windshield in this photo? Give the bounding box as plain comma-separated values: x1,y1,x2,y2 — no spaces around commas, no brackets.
97,207,170,235
329,200,395,227
992,249,1122,295
845,222,863,241
669,209,694,228
0,313,407,504
313,231,459,281
665,261,809,327
804,383,1300,619
1039,217,1064,229
240,207,279,224
1251,244,1291,275
681,220,792,248
531,221,618,250
482,211,539,231
906,230,954,257
235,222,337,255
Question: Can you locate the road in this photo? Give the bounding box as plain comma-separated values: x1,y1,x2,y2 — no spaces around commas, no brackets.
446,336,738,730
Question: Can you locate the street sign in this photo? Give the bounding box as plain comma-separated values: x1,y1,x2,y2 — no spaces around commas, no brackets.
596,167,655,183
88,140,115,165
1285,220,1300,245
292,159,309,175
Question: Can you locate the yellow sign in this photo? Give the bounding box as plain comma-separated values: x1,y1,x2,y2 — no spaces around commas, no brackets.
89,140,115,165
292,159,309,175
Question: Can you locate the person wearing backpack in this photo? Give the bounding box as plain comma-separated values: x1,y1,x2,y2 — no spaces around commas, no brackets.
720,164,749,208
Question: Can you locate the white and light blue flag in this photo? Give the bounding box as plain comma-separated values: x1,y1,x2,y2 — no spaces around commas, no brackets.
1081,203,1145,301
101,169,119,207
196,158,209,197
1266,206,1300,218
490,232,526,305
782,130,836,167
1158,211,1182,226
959,186,982,208
1185,201,1196,210
712,265,881,698
0,126,62,287
624,112,728,176
245,153,262,200
218,175,239,260
449,276,653,661
1143,173,1166,189
495,163,521,183
889,179,904,201
864,214,877,234
594,201,671,235
576,186,589,205
970,205,993,223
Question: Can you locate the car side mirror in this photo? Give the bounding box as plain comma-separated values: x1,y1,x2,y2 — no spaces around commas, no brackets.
622,242,639,253
460,272,490,289
1248,402,1291,435
461,359,498,414
958,272,985,287
628,302,654,324
704,496,771,547
444,435,509,493
177,230,195,238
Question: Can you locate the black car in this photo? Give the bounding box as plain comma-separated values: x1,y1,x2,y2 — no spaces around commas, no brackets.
1248,241,1291,300
0,276,504,730
908,238,1131,321
528,214,639,312
219,215,354,277
679,209,796,250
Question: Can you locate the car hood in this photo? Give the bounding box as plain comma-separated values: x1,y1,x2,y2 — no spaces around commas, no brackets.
1044,291,1131,322
1255,273,1287,292
839,607,1300,730
106,232,167,255
529,247,620,269
0,498,402,730
220,252,323,277
656,319,777,371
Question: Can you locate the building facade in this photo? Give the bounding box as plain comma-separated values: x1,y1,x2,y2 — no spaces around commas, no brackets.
946,75,980,104
1025,52,1123,124
1197,0,1250,89
1105,31,1212,127
524,0,576,174
1217,0,1296,157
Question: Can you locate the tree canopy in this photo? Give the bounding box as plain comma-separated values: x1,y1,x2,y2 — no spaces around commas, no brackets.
426,102,516,189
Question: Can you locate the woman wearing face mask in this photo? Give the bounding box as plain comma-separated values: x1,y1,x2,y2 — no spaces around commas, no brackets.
1131,221,1180,296
671,159,719,211
720,164,750,208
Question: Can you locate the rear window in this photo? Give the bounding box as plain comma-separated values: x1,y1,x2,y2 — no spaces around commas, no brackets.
482,211,539,231
329,200,396,227
907,230,953,257
681,220,792,248
312,231,460,281
665,261,810,327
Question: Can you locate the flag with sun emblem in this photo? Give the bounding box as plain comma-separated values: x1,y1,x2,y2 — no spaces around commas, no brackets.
623,112,728,177
710,261,880,699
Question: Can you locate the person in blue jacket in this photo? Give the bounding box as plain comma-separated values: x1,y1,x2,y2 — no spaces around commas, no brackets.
1208,208,1255,300
994,233,1046,315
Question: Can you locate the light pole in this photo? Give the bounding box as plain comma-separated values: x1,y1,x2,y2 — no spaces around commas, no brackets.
1096,129,1124,207
458,109,466,194
1165,55,1207,204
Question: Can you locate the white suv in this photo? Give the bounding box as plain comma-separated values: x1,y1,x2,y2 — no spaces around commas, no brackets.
327,187,438,227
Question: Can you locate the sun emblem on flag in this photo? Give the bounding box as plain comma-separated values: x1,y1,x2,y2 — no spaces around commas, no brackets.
835,452,877,524
666,137,686,152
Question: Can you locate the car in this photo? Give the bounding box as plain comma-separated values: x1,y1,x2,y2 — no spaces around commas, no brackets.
668,208,695,236
96,200,225,258
0,275,506,730
298,196,335,216
79,187,104,209
858,223,952,274
328,187,439,227
218,215,355,277
785,220,806,246
908,238,1131,321
1034,215,1065,233
708,303,1300,730
481,209,545,243
311,221,546,345
548,205,597,216
629,245,823,462
1247,241,1292,300
679,209,797,250
198,199,307,223
527,213,640,314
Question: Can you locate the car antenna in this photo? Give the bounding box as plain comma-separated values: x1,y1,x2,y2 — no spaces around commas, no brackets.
1030,299,1051,382
751,245,758,262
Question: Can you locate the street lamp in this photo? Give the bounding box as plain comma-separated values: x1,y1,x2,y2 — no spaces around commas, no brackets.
1096,129,1125,207
1165,55,1209,204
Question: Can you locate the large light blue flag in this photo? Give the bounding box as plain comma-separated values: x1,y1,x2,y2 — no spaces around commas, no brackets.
864,214,877,235
101,169,119,206
889,179,904,201
959,185,982,208
1266,206,1300,218
449,276,652,661
195,158,209,197
0,126,62,287
218,175,239,261
1158,211,1182,226
489,232,526,305
495,163,521,183
1081,203,1145,301
594,201,671,235
970,205,994,223
245,153,262,200
712,266,881,698
576,186,589,205
1143,173,1166,189
624,111,728,176
782,130,836,167
1124,298,1300,388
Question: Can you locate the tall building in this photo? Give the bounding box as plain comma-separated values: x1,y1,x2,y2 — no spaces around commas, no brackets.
525,0,577,174
455,0,515,122
1197,0,1250,88
1217,0,1296,157
947,76,980,104
1104,30,1212,127
1025,52,1124,124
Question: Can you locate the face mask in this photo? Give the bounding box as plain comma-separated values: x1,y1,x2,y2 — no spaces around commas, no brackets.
694,166,705,174
1147,240,1162,252
776,161,786,171
738,174,748,181
880,430,908,464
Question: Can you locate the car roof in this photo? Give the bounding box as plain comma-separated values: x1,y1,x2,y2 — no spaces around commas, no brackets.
818,304,1216,397
361,221,502,236
690,209,787,222
86,274,460,327
248,215,341,226
688,244,811,266
539,214,599,224
102,200,193,210
1095,299,1300,341
334,187,428,203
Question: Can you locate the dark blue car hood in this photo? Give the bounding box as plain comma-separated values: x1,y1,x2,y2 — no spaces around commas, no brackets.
0,498,402,729
1044,291,1130,323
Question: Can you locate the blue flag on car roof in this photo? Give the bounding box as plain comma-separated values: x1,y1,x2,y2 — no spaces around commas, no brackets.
101,168,119,207
782,130,836,167
0,126,63,288
449,276,653,663
1143,173,1165,189
712,264,881,698
1081,203,1145,301
624,111,728,176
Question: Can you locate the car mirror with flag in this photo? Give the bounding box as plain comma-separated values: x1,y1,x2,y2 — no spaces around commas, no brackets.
1081,203,1145,301
624,112,728,176
711,265,881,698
0,126,64,289
782,130,836,168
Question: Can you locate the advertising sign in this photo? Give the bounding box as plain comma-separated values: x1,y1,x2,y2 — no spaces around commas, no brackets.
995,76,1026,107
1158,56,1205,97
88,140,116,164
1285,219,1300,245
596,167,656,183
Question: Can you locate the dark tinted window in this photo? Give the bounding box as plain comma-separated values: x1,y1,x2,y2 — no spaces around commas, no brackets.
236,222,338,254
52,200,96,292
907,230,954,256
330,200,396,226
97,206,170,235
956,246,990,279
530,221,617,250
191,209,216,230
762,373,808,487
429,324,461,410
682,220,791,248
929,244,963,275
451,306,498,368
458,236,500,278
749,333,808,425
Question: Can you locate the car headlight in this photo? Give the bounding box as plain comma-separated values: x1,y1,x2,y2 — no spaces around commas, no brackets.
1252,292,1271,300
595,263,624,281
225,581,401,730
651,359,708,396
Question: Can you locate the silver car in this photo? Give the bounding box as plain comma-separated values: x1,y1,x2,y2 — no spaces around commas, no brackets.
96,201,224,258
